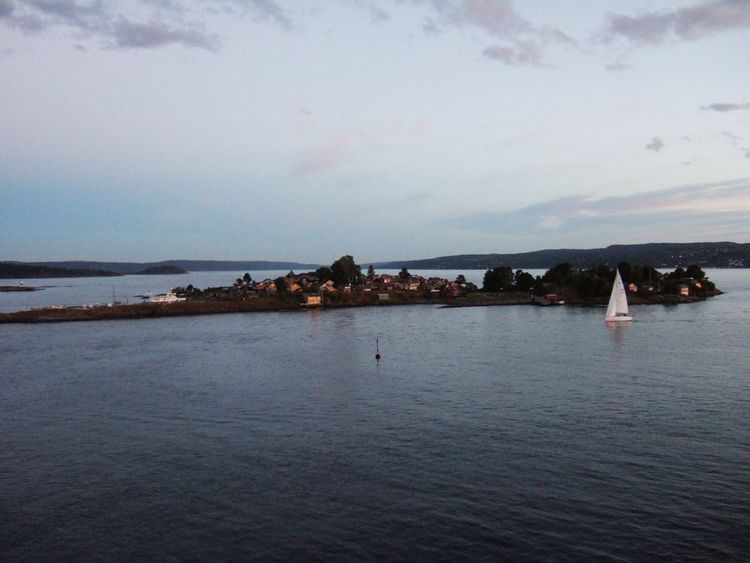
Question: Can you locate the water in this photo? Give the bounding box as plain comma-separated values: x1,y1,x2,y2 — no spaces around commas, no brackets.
2,270,749,561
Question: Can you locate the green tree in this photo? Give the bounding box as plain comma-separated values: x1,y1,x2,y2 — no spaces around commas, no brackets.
243,272,252,284
367,265,375,278
455,274,467,285
399,267,411,281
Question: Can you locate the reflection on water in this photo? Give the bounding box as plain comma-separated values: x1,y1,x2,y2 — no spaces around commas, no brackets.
606,320,631,344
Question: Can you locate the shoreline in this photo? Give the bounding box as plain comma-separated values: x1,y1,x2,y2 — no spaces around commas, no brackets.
0,290,722,323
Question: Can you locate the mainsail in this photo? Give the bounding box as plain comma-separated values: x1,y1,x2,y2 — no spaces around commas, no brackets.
605,269,632,321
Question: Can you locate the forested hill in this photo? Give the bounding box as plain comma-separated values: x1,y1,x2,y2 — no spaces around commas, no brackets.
373,242,750,270
0,263,122,279
16,260,321,275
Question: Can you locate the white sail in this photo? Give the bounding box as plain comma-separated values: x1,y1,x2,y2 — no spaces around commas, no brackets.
605,269,632,322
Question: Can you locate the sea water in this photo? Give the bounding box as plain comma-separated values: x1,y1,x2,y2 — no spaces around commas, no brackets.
1,270,749,561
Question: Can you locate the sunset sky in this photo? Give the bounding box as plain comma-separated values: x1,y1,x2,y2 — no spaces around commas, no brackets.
2,0,749,263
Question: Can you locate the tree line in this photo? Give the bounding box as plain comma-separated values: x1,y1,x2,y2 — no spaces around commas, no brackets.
482,262,715,299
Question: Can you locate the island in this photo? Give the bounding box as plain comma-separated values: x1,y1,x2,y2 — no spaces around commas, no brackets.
0,256,722,324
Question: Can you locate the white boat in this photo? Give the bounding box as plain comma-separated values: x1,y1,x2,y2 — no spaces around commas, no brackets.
605,269,633,322
148,289,186,303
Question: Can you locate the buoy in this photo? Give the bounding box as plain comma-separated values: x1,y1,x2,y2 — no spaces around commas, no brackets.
375,338,381,362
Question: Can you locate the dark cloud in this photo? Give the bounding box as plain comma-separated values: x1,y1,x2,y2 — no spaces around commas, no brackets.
701,102,750,112
483,39,543,66
605,0,750,44
113,18,219,51
645,137,664,152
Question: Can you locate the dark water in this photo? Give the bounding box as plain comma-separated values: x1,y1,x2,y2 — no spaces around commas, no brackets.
2,271,750,561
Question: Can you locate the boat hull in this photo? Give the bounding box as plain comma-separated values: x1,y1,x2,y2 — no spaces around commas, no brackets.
605,315,633,322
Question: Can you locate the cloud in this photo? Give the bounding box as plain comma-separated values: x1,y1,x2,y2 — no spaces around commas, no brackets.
0,0,14,18
112,18,219,50
604,0,750,44
370,4,390,23
605,61,630,72
701,102,750,112
412,0,573,66
293,132,351,176
482,39,543,66
720,131,742,145
239,0,292,31
422,16,441,35
0,0,291,50
645,137,664,152
443,178,750,240
432,0,531,37
292,122,420,176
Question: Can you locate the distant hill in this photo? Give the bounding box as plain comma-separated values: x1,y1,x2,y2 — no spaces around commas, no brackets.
0,262,122,279
21,260,322,274
136,266,188,275
373,242,750,270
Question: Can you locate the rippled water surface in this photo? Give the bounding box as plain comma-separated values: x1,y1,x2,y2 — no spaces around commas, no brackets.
2,270,749,561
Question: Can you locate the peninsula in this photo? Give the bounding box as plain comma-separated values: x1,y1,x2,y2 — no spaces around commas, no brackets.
0,257,721,324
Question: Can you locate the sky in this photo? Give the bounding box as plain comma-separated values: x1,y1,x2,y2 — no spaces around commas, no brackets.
1,0,749,263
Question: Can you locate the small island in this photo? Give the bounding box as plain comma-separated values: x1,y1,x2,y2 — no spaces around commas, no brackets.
0,285,38,292
0,257,721,323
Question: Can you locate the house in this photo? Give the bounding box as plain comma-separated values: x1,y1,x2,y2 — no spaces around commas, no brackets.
304,295,322,307
677,284,690,296
627,283,638,292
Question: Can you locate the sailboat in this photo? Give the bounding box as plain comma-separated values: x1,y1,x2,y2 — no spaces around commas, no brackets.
605,269,633,322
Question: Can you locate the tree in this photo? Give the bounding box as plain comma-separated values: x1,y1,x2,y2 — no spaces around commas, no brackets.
399,267,411,281
367,265,375,278
617,261,632,284
686,264,705,280
483,266,513,291
514,270,535,292
330,255,362,286
243,272,252,284
315,266,333,282
455,274,466,285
